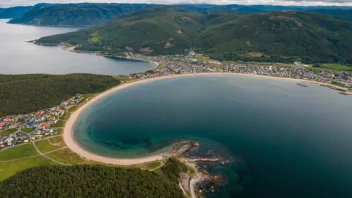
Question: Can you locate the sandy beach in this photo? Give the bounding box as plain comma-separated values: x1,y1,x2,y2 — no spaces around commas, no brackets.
63,72,351,166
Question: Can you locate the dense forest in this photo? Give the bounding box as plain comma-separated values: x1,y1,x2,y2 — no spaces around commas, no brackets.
160,157,188,183
0,6,32,19
8,3,155,26
6,3,352,25
0,164,184,198
37,6,352,64
0,74,119,116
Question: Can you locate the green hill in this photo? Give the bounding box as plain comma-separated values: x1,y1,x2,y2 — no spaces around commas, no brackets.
0,6,33,19
8,3,155,26
37,7,206,55
36,7,352,64
197,11,352,63
0,74,120,116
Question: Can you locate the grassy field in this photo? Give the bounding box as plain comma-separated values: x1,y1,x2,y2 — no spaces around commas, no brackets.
0,128,17,136
145,161,163,170
21,127,34,133
308,63,352,72
195,55,211,61
0,156,56,181
34,137,65,153
45,148,93,165
62,111,71,121
51,120,65,128
90,32,101,43
48,136,64,146
0,143,93,181
115,75,133,82
0,144,38,161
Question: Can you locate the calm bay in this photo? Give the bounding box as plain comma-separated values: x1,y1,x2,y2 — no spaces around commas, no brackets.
73,74,352,198
0,19,155,75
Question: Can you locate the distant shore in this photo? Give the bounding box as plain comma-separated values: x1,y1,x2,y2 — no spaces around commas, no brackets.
63,72,351,166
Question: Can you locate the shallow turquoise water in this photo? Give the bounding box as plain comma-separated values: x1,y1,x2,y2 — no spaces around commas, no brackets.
73,75,352,198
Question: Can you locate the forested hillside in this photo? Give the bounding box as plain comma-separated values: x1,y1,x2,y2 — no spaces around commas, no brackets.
198,11,352,63
0,74,119,116
0,165,184,198
8,3,155,26
37,7,352,64
0,6,32,19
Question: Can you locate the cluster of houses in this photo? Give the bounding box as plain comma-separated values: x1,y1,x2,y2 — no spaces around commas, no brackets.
124,53,352,89
0,95,83,150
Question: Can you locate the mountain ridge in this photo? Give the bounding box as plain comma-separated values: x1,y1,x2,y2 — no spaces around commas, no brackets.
6,3,352,26
36,7,352,64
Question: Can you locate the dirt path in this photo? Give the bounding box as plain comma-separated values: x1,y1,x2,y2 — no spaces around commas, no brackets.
0,147,67,163
32,143,70,166
47,138,60,146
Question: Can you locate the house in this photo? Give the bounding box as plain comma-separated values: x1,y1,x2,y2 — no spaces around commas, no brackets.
26,123,33,129
38,123,50,130
16,138,23,144
10,122,19,128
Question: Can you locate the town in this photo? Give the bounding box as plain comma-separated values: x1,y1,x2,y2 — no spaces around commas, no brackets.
0,96,85,150
121,53,352,90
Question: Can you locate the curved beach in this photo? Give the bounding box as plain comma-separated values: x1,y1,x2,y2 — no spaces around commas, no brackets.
63,73,350,165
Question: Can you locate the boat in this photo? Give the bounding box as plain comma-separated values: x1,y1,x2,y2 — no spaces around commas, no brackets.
297,83,308,87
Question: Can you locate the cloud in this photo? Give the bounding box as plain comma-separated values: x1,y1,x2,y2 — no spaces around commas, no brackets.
1,0,352,8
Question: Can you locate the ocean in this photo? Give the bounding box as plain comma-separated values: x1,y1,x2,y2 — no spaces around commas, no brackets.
73,74,352,198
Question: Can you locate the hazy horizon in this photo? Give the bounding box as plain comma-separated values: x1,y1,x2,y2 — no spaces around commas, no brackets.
1,0,352,8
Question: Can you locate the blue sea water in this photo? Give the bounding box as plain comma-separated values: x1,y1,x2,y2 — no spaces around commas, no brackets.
73,74,352,198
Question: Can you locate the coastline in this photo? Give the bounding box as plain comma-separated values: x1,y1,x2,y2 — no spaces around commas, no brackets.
63,72,351,166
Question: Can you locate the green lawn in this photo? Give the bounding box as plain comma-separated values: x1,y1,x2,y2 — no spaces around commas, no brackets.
21,127,34,133
145,161,163,170
48,136,64,146
51,120,65,128
56,128,63,135
0,156,56,181
308,63,352,72
68,105,79,113
62,112,71,121
34,138,65,153
187,165,196,176
115,75,133,82
195,55,210,61
90,32,101,43
0,128,17,136
0,144,38,161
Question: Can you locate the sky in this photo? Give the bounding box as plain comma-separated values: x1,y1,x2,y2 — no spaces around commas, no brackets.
1,0,352,8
